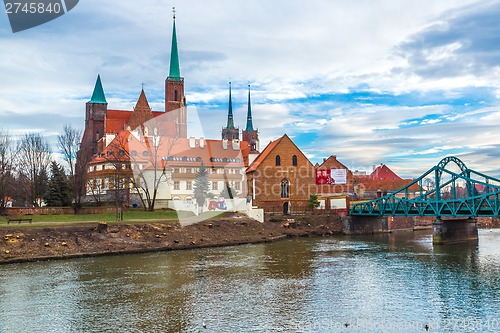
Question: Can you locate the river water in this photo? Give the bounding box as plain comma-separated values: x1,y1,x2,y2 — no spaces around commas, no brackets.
0,229,499,333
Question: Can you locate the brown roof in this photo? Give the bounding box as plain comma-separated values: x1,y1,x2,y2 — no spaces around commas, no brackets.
90,131,251,170
355,176,420,192
371,164,402,181
246,136,283,173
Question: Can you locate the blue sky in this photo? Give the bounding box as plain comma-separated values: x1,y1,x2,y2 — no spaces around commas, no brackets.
1,0,500,177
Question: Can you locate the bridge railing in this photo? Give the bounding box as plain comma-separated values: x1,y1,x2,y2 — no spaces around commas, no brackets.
350,156,500,218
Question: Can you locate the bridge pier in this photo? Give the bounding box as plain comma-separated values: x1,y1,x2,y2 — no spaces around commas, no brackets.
432,218,478,244
342,216,388,234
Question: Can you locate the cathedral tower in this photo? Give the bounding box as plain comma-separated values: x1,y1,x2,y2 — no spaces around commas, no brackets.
83,74,108,156
165,12,187,138
221,82,239,140
242,85,259,153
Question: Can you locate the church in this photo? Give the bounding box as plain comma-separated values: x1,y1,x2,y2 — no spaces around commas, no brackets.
78,14,260,210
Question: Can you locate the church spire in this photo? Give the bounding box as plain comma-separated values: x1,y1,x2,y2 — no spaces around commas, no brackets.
168,9,181,80
246,84,254,131
226,82,235,129
90,74,107,104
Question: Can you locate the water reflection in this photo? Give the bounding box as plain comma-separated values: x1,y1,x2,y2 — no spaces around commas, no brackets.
0,230,499,332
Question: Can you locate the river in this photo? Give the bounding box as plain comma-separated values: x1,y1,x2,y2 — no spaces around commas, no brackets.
0,229,499,333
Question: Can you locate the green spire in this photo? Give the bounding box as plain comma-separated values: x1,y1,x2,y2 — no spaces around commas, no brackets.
226,82,235,129
246,84,254,131
168,16,181,80
90,74,107,104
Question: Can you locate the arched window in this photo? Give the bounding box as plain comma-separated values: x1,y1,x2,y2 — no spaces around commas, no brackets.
292,155,298,166
281,179,290,198
174,89,178,101
275,155,281,166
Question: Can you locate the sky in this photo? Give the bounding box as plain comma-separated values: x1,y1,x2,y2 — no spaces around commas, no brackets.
1,0,500,178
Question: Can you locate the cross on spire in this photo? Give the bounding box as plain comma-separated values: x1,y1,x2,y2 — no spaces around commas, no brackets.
172,6,176,19
141,82,145,90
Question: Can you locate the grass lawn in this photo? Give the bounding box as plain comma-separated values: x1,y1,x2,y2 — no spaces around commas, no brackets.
0,209,180,226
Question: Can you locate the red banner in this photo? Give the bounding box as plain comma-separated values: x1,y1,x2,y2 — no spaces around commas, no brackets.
316,169,333,185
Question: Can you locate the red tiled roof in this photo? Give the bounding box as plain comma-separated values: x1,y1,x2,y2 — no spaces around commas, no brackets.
246,136,283,173
89,131,251,170
354,176,419,192
371,164,402,181
105,109,167,134
317,155,350,170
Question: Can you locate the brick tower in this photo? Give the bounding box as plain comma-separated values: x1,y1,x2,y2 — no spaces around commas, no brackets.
165,13,187,138
81,74,108,157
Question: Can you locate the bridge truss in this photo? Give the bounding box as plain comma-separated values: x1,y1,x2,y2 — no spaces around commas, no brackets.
350,156,500,217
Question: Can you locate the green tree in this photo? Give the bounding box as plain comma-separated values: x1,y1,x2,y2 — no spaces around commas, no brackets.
307,194,320,209
45,161,72,206
193,163,210,208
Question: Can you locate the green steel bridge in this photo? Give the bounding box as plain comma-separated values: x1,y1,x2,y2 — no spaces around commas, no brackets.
350,156,500,218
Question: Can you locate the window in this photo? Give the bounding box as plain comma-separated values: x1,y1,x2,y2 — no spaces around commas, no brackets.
276,155,281,166
174,168,180,173
186,168,192,174
292,155,298,166
235,182,241,190
174,89,178,101
143,151,149,157
131,150,137,156
186,181,192,190
281,179,290,198
119,150,125,157
212,181,218,190
174,181,180,190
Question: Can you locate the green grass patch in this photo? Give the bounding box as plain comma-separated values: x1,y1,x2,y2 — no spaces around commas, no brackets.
0,209,179,226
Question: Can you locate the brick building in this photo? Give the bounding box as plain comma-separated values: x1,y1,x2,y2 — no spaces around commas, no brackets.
78,14,260,209
246,134,316,214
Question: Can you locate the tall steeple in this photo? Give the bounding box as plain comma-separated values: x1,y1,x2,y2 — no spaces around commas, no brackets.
245,84,254,131
165,8,187,138
90,74,107,104
242,84,259,153
168,12,181,80
226,82,235,129
222,82,239,140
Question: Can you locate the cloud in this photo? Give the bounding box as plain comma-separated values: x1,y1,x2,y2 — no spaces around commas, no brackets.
396,1,500,81
3,0,500,179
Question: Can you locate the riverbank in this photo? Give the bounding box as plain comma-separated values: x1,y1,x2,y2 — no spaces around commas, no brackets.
0,213,342,265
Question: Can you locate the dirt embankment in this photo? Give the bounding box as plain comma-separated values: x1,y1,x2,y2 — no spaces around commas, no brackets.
0,214,342,265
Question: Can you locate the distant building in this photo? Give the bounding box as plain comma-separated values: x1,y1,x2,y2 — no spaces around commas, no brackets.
86,131,250,208
371,163,402,181
78,14,259,208
353,163,418,199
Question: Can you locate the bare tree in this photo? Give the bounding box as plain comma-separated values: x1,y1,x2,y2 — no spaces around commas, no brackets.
58,124,81,179
102,129,177,211
16,133,52,207
58,124,82,209
0,131,15,212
